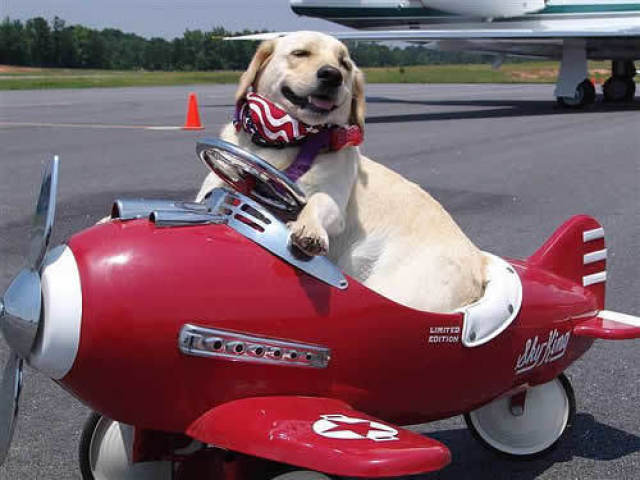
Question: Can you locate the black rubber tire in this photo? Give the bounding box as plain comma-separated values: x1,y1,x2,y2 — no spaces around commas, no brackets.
627,80,637,101
603,77,636,103
78,412,102,480
557,80,596,108
464,373,576,461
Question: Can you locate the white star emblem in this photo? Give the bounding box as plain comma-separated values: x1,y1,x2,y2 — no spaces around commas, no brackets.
312,414,399,442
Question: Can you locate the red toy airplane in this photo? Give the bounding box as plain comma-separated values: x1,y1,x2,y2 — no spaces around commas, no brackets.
1,140,639,479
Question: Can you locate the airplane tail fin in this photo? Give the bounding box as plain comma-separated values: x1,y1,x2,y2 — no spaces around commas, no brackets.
528,215,606,308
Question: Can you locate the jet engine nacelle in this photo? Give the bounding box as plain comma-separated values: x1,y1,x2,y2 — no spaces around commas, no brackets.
424,0,546,18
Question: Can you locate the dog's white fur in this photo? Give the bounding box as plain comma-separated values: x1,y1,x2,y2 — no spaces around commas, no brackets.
197,32,486,313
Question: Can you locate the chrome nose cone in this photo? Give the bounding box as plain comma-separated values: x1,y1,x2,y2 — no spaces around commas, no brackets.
0,269,42,358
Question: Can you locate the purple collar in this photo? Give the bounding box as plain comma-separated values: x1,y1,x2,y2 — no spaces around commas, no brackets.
284,125,364,181
283,130,333,182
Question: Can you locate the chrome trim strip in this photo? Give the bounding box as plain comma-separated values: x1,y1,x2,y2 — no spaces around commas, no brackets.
583,271,607,287
583,227,605,242
179,324,331,369
583,248,607,265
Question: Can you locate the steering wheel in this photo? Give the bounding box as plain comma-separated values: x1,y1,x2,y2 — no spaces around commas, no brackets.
196,138,307,217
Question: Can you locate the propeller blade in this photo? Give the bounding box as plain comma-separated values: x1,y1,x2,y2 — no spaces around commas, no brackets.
28,156,59,272
0,352,23,465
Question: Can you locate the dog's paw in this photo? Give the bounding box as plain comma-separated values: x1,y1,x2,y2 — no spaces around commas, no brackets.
288,221,329,256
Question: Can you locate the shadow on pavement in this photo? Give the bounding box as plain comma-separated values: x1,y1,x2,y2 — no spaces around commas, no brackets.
410,413,640,480
365,96,640,124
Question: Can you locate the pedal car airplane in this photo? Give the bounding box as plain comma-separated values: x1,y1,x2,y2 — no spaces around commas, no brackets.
1,139,639,479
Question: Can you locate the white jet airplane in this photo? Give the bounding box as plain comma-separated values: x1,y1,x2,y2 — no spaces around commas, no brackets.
251,0,640,107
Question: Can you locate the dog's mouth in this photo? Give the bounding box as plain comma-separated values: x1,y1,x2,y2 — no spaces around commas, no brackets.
282,85,338,114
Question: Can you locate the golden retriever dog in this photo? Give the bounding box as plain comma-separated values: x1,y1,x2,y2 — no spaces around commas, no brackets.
196,31,486,313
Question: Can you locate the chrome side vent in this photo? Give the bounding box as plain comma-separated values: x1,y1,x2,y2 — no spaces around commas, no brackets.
179,324,331,369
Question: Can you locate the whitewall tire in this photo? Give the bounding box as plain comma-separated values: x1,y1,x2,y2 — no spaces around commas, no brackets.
464,374,575,459
79,413,172,480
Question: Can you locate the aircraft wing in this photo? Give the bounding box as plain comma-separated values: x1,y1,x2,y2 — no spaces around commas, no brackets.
573,310,640,340
187,396,451,477
227,24,640,42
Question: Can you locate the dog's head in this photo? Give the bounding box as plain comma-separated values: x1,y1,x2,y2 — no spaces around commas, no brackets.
236,31,365,129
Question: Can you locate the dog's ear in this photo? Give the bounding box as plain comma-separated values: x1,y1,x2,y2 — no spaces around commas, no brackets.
349,68,366,129
235,39,276,103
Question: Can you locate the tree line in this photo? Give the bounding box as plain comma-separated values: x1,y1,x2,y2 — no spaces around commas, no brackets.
0,16,492,71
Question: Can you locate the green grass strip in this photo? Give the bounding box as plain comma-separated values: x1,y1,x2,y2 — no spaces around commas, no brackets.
0,62,612,90
0,71,242,90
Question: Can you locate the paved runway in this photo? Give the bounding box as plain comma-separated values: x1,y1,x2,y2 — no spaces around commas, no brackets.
0,84,639,479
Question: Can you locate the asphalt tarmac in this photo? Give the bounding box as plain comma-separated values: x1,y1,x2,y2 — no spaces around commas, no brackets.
0,84,639,479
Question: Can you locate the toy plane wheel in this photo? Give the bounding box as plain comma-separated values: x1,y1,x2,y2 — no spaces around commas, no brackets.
79,412,172,480
271,471,332,480
464,374,576,459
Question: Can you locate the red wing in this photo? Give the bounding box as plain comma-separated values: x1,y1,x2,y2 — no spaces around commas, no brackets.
186,396,451,477
574,310,640,340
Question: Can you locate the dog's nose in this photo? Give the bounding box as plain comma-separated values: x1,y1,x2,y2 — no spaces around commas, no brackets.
317,65,343,87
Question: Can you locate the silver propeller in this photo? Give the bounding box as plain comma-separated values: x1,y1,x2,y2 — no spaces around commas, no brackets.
0,156,59,465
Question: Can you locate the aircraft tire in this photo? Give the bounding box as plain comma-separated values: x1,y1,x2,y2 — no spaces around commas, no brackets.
557,79,596,108
603,76,636,103
464,373,576,460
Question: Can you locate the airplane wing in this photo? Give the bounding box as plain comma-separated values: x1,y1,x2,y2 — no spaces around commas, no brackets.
227,24,640,42
186,396,451,477
573,310,640,340
228,25,640,60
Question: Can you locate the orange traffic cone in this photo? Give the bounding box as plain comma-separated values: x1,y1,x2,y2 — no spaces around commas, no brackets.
183,92,203,130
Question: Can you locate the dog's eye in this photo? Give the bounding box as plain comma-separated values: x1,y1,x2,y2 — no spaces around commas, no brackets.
340,57,353,71
291,49,311,58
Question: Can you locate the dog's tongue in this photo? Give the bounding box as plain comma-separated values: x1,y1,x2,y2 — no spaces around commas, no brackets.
308,96,334,111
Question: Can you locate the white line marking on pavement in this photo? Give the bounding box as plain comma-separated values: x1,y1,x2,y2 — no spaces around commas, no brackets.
0,122,183,130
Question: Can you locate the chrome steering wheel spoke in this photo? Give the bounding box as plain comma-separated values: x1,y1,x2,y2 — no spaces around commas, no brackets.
197,138,307,217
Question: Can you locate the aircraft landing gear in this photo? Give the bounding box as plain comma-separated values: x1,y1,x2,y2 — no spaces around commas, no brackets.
603,60,636,103
557,79,596,108
555,39,594,108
